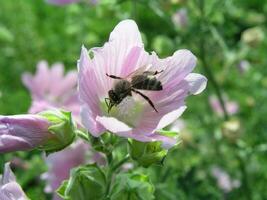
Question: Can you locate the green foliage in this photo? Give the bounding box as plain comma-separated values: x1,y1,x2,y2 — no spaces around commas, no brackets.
110,173,155,200
57,164,106,200
129,140,167,167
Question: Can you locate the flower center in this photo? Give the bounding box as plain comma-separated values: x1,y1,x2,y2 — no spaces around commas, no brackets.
100,96,144,128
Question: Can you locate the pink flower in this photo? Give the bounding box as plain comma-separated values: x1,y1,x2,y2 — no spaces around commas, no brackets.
0,114,52,153
209,95,239,117
42,140,105,200
22,61,80,119
0,110,76,154
42,141,88,200
237,60,250,74
78,19,207,149
211,167,240,193
172,8,188,29
45,0,99,5
46,0,80,5
0,163,28,199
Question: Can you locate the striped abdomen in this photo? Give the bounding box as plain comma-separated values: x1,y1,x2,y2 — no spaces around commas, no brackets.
131,75,163,91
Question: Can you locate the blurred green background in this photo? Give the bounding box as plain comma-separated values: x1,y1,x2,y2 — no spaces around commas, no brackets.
1,0,267,199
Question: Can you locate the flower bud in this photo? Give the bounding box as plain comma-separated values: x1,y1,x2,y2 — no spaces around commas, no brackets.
221,118,241,142
241,27,264,47
0,110,76,154
38,109,76,154
129,140,168,168
0,162,28,199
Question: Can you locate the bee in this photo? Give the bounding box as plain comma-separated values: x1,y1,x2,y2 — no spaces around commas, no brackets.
105,66,163,113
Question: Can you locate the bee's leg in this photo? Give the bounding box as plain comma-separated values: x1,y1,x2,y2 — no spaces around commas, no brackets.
106,73,122,79
132,88,158,113
105,98,111,113
153,70,164,75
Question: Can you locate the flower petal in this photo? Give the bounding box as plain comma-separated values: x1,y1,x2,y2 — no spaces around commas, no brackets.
185,73,207,95
96,116,132,133
2,163,16,184
80,105,105,137
156,106,187,130
157,50,197,86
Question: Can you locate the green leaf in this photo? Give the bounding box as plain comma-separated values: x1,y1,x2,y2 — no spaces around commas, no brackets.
110,173,155,200
129,140,168,168
57,164,106,200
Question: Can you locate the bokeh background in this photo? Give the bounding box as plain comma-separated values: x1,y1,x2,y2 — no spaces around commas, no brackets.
1,0,267,199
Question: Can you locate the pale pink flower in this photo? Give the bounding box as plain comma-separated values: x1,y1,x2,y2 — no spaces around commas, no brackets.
209,95,239,117
211,167,241,193
0,163,28,200
0,111,76,154
78,19,207,149
46,0,99,5
172,8,188,29
237,60,250,74
46,0,80,5
170,119,186,132
22,61,80,119
42,140,105,200
0,114,52,153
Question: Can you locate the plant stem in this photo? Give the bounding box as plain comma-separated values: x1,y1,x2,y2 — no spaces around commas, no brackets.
111,154,130,172
105,153,131,198
131,0,137,20
75,130,90,142
198,0,229,121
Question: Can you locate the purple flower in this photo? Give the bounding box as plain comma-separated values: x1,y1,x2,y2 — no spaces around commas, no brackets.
172,8,188,29
42,140,105,200
42,141,88,200
46,0,80,5
0,163,28,199
78,19,207,149
45,0,99,5
0,114,52,153
237,60,250,74
209,95,239,117
22,61,80,119
211,167,240,193
0,110,76,154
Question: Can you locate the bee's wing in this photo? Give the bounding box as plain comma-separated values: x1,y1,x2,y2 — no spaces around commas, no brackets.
125,65,152,80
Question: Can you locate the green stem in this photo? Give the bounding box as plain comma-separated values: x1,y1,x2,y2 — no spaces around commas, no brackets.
111,154,130,172
131,0,137,20
104,153,130,198
75,130,90,142
198,0,229,121
236,151,252,200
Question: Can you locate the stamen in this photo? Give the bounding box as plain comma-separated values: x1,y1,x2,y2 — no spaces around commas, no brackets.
117,96,136,117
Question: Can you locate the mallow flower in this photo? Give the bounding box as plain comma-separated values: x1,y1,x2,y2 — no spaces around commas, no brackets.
46,0,98,5
211,166,240,193
22,61,80,119
46,0,80,5
78,19,207,149
209,95,239,117
0,110,75,154
0,162,28,200
42,141,88,200
172,8,188,29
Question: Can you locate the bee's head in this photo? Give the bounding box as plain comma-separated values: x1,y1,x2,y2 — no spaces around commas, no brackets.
106,90,118,113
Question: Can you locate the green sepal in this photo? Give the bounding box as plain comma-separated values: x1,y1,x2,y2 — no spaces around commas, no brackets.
38,109,76,155
129,140,168,168
110,172,155,200
56,164,106,200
